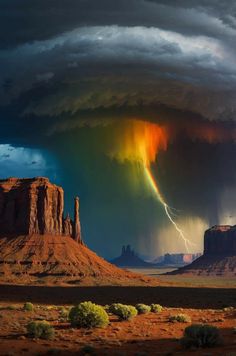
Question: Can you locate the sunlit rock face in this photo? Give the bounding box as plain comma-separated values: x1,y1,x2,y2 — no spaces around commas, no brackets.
0,177,63,236
0,177,82,243
0,179,157,285
204,225,236,255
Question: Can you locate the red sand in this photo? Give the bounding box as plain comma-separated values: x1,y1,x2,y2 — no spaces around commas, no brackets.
0,303,235,355
0,234,158,286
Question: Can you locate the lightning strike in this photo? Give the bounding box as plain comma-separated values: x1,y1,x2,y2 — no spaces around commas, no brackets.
110,119,195,251
145,165,195,251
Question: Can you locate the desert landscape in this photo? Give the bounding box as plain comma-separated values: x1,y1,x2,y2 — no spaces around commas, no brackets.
0,177,235,355
2,2,236,355
0,301,235,356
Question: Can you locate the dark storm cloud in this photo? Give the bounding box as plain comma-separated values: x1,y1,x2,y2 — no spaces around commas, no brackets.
0,1,236,136
1,0,236,48
1,21,236,123
1,0,236,125
156,139,236,225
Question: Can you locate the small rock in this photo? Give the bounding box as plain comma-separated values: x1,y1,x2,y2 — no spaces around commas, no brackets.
113,327,121,331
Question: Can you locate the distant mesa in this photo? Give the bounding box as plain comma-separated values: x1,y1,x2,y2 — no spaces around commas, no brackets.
110,245,154,267
169,225,236,276
153,253,201,267
110,245,201,268
0,177,158,286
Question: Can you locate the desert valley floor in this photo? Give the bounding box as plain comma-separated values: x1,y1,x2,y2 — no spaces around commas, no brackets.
0,274,236,356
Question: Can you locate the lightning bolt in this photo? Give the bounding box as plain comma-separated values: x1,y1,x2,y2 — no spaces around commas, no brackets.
144,164,195,252
109,118,196,252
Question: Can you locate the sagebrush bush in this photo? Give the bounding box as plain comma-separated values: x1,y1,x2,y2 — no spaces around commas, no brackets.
181,324,221,348
59,307,69,319
46,305,57,311
69,301,109,328
150,304,163,313
168,314,191,323
6,305,18,310
135,304,151,314
27,320,55,340
109,303,137,320
23,302,34,312
103,305,110,312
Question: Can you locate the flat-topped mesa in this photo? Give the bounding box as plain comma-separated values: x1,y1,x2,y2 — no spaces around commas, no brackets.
204,225,236,255
0,177,82,243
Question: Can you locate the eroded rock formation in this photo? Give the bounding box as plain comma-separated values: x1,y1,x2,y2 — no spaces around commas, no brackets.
168,224,236,276
0,177,159,285
0,177,82,243
204,225,236,255
73,197,82,243
110,245,153,267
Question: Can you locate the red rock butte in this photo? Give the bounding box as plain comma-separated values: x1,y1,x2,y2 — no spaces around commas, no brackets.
0,177,81,242
0,177,157,286
169,225,236,276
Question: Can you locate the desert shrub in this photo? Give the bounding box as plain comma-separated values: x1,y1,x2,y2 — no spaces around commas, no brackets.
135,304,151,315
181,324,221,348
69,301,109,328
168,314,191,323
59,307,69,319
103,305,110,312
27,320,55,340
46,305,57,311
6,305,18,310
109,303,137,320
223,306,234,312
23,302,34,312
150,304,163,313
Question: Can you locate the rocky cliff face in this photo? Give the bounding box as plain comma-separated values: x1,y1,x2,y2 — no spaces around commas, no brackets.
168,224,236,276
204,225,236,255
0,178,158,285
0,177,82,242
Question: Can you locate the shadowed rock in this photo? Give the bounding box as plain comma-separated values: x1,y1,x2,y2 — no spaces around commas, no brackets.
168,225,236,276
204,225,236,255
110,245,154,267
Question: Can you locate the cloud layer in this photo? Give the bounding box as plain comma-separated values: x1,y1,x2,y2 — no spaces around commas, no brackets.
1,0,236,133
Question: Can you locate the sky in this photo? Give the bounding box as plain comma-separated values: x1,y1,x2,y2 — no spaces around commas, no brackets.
1,1,236,259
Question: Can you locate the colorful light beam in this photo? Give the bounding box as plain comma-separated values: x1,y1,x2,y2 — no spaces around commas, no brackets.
109,119,194,251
